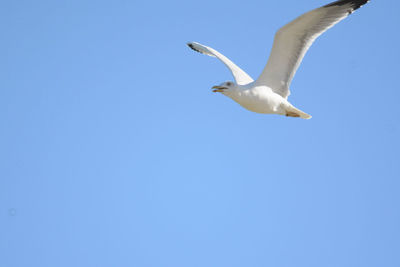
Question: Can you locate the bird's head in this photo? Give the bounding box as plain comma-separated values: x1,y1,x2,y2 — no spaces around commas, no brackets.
212,81,236,94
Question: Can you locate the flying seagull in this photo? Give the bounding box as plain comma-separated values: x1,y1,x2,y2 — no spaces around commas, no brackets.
187,0,369,119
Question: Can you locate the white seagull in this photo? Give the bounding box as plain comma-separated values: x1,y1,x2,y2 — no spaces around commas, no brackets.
188,0,369,119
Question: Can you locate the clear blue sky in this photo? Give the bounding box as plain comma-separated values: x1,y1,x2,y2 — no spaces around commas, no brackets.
1,0,399,266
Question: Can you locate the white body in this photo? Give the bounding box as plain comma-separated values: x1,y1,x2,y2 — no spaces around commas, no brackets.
225,83,290,115
220,82,310,118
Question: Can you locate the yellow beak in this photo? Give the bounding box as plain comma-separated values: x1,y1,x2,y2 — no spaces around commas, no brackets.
212,86,227,93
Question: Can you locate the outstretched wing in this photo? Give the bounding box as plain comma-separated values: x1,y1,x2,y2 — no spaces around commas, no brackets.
256,0,369,99
187,42,254,85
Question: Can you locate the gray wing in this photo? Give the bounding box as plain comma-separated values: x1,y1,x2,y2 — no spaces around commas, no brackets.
256,0,369,99
187,42,254,85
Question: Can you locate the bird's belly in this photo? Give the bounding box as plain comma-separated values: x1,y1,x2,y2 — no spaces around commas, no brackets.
238,100,275,113
230,91,284,114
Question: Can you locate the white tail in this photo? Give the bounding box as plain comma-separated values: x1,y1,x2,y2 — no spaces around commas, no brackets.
286,106,312,119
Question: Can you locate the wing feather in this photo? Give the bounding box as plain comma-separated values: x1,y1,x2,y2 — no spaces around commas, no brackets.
256,0,369,99
187,42,254,85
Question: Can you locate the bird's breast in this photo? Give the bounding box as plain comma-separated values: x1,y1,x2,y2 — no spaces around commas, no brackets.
226,87,285,114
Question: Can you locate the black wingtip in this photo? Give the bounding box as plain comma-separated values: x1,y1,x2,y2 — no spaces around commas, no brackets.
187,42,195,50
187,42,203,54
324,0,369,12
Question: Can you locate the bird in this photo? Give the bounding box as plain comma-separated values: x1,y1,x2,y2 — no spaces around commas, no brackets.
187,0,370,119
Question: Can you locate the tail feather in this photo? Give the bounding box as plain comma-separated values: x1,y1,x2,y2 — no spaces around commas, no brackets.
286,106,312,119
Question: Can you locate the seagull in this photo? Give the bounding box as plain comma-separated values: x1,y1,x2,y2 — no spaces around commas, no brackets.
187,0,369,119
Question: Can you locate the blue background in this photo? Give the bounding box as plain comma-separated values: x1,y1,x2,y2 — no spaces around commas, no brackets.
1,0,399,266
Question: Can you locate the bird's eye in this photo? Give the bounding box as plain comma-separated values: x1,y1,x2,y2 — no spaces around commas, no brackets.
226,82,232,86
